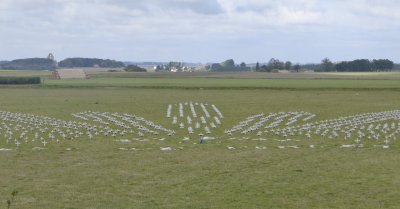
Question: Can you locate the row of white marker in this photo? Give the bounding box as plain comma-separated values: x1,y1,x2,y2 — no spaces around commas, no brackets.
225,110,400,145
167,102,224,119
72,111,175,136
225,111,315,135
168,102,224,134
0,110,99,147
0,110,177,148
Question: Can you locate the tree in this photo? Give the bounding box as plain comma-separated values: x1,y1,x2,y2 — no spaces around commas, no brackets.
335,59,372,72
58,58,125,68
320,58,335,72
124,65,147,72
256,62,260,72
285,61,292,70
210,63,223,71
154,65,163,72
352,59,371,72
0,58,56,70
394,63,400,71
268,58,284,70
335,61,348,72
209,59,250,72
293,64,301,72
259,65,271,72
372,59,394,72
221,59,235,68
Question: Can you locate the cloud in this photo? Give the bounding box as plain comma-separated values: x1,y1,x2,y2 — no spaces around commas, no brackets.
0,0,400,62
2,0,399,35
103,0,223,14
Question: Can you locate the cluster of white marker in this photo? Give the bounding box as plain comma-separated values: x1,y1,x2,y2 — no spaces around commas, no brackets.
225,112,315,135
166,102,224,135
225,110,400,148
2,105,400,150
0,110,97,147
72,111,175,137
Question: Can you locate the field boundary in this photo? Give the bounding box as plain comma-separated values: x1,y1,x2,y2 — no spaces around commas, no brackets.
36,84,400,91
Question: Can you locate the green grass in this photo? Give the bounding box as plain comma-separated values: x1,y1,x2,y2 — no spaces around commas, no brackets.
322,71,400,78
0,70,51,78
91,71,400,80
1,74,400,208
43,77,400,90
3,143,399,208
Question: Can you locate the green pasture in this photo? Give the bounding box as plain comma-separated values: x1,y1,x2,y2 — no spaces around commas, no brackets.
0,70,51,78
90,71,400,79
43,77,400,90
322,71,400,79
1,73,400,208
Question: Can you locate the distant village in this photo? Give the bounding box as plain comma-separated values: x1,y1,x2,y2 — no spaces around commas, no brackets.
1,53,399,73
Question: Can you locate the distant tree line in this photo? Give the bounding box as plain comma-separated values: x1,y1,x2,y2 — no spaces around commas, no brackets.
255,58,296,72
0,57,125,70
254,58,395,72
124,65,147,72
0,56,398,72
0,58,56,70
394,64,400,71
207,59,251,72
58,58,125,68
317,58,394,72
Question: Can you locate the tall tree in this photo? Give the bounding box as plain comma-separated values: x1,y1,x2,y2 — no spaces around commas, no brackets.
293,64,301,72
320,58,335,72
211,63,223,71
336,59,372,72
260,65,271,72
372,59,394,72
285,61,292,70
221,59,235,68
256,62,260,72
352,59,371,72
268,58,284,70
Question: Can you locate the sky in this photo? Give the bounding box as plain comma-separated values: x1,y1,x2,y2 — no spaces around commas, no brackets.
1,0,400,63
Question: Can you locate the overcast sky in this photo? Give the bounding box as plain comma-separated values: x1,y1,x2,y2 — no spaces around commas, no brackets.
1,0,399,63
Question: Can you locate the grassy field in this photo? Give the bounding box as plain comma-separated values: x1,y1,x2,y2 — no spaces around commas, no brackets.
43,77,400,90
1,72,400,208
90,71,400,80
0,70,51,78
322,71,400,79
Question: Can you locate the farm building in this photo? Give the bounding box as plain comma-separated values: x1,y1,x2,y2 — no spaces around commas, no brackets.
51,69,89,79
